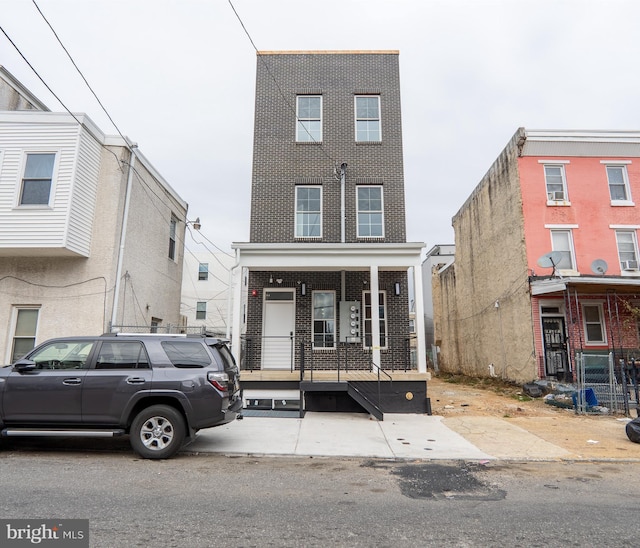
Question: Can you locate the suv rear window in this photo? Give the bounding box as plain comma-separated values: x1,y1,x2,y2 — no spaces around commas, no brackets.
161,341,212,368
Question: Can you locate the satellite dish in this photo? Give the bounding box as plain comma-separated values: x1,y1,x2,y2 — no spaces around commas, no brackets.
537,251,563,269
591,259,608,275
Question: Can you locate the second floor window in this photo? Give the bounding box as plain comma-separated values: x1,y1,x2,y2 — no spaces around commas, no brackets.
544,164,567,202
357,186,383,238
616,230,639,271
295,186,321,238
196,301,207,320
355,96,381,142
168,216,177,260
20,153,56,206
550,229,575,270
296,96,322,142
198,263,209,281
607,165,631,202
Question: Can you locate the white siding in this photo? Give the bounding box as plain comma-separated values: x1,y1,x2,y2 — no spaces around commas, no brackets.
0,119,100,256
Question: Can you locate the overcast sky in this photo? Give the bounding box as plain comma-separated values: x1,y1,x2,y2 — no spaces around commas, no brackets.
3,0,640,257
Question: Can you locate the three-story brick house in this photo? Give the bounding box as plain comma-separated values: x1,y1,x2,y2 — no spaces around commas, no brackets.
230,51,427,415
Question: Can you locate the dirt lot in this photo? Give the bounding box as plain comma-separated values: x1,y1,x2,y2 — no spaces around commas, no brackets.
428,372,640,460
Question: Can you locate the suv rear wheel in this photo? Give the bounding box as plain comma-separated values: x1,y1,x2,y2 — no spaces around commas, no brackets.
130,405,185,459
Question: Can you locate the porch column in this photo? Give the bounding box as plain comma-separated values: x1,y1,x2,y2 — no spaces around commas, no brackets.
369,265,381,369
412,264,427,373
230,262,244,362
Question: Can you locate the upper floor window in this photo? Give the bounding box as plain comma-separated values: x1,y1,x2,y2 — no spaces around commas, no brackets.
20,153,56,206
606,165,632,203
198,263,209,281
295,186,322,238
582,303,606,345
168,216,177,260
355,96,381,142
196,301,207,320
312,291,335,349
550,229,576,271
544,164,568,202
296,96,322,142
357,186,384,238
616,230,639,272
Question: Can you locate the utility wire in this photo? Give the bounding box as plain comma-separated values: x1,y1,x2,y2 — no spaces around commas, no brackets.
30,0,129,145
227,0,337,164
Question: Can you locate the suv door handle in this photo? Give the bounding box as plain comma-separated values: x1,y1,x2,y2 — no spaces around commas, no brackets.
63,378,82,385
126,377,147,384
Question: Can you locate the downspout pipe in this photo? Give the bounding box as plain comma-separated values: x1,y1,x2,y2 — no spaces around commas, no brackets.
110,145,137,331
340,162,347,243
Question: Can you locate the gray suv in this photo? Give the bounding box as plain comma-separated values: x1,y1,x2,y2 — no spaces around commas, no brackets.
0,333,242,459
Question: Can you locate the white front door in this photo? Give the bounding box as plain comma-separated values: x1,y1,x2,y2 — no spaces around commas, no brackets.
262,289,295,370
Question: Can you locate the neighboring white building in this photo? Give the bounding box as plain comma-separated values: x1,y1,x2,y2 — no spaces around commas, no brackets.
421,244,455,357
0,66,188,363
180,249,235,336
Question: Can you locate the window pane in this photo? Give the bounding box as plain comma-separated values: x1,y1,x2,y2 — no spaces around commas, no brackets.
356,97,379,118
586,324,603,341
15,309,38,336
25,153,55,177
11,338,36,363
20,180,52,205
297,121,321,142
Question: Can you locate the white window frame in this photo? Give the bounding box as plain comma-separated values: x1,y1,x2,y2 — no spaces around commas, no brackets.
295,186,322,238
296,95,322,142
18,152,57,208
169,216,177,260
363,290,388,350
615,229,639,274
355,95,381,142
548,227,577,272
540,161,569,204
582,302,607,345
196,301,207,320
312,290,336,350
9,306,40,363
602,162,634,205
198,263,209,281
357,186,384,238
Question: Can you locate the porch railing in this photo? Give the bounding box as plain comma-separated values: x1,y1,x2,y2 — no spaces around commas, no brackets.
239,333,415,373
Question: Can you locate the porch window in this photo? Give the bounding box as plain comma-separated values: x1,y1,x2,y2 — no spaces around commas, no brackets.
363,291,387,349
312,291,335,349
582,303,606,345
357,186,384,238
550,229,576,270
295,186,322,238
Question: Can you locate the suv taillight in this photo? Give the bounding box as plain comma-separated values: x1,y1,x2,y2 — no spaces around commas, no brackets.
207,371,229,392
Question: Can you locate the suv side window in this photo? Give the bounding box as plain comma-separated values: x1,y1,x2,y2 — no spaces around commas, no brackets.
27,340,95,370
96,341,150,369
161,341,212,368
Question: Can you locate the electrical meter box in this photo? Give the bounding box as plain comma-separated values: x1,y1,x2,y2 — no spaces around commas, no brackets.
339,301,361,343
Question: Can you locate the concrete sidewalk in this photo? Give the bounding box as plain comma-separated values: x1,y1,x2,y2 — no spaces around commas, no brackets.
186,411,639,461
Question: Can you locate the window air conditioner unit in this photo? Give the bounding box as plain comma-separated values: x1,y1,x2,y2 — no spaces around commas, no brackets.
547,191,565,201
622,260,639,271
